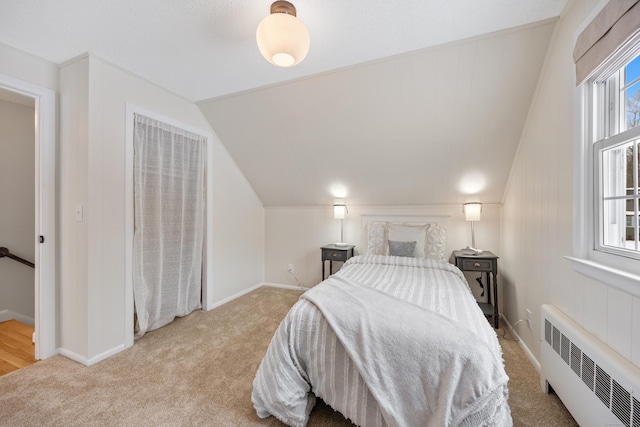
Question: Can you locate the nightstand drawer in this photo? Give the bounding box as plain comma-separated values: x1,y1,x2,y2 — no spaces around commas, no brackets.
321,244,356,280
323,249,348,261
461,259,493,272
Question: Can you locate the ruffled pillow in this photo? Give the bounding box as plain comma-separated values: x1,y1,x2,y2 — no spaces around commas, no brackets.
367,222,387,255
425,223,447,260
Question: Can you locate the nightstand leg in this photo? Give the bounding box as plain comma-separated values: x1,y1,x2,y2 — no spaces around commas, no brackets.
491,272,499,329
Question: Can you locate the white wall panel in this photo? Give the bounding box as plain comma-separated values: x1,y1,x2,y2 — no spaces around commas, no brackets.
58,54,265,363
59,58,90,357
500,0,640,369
209,139,265,304
265,204,502,303
265,207,335,288
633,296,640,366
0,43,58,91
607,287,632,360
583,276,608,342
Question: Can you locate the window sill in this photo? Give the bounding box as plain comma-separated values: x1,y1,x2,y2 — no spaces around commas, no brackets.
565,256,640,298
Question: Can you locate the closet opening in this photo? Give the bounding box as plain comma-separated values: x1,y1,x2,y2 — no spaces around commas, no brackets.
124,105,214,347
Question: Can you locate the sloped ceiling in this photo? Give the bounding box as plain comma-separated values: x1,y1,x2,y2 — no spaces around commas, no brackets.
0,1,565,207
0,0,566,101
199,20,557,206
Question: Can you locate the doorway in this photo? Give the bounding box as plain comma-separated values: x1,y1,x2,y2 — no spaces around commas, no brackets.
0,74,56,361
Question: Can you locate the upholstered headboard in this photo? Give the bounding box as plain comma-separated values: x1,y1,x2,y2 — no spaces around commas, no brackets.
361,215,449,260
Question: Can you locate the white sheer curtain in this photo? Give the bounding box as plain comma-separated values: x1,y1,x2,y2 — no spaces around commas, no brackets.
132,114,205,338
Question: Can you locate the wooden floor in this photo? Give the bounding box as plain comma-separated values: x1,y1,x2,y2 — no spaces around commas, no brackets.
0,320,37,376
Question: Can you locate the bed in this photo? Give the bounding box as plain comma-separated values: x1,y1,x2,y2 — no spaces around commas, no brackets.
252,221,511,427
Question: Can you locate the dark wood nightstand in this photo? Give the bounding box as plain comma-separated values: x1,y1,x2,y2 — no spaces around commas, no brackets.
321,244,355,280
452,250,499,328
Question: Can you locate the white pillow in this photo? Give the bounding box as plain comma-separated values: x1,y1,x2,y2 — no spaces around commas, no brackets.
367,222,387,255
425,223,446,260
386,223,429,258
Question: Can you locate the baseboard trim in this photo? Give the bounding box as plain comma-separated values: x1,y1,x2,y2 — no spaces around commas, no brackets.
502,315,541,373
262,282,310,291
58,344,126,366
57,348,89,366
55,283,309,366
87,344,126,365
0,309,35,327
206,282,309,311
207,283,264,310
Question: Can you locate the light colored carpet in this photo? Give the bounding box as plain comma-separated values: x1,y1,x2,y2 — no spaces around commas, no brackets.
0,287,576,426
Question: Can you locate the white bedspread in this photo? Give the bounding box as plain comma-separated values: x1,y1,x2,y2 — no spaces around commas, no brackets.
252,255,512,427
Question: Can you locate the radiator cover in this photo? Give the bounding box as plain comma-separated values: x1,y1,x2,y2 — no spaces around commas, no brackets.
541,304,640,427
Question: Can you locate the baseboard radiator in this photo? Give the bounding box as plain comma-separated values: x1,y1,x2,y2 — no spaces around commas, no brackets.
541,304,640,426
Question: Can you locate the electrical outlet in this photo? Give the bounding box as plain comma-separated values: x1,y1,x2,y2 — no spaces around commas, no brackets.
287,264,294,273
526,309,532,329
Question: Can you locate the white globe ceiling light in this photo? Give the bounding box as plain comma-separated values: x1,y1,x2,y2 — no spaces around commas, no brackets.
256,1,310,67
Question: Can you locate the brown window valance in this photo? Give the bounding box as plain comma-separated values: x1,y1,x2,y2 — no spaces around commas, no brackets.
573,0,640,85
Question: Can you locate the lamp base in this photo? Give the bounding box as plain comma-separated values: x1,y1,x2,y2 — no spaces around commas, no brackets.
334,242,348,247
461,246,483,255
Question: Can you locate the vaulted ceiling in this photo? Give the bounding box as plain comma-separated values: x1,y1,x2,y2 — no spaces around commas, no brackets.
0,0,567,206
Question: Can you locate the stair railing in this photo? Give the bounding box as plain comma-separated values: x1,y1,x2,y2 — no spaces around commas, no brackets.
0,247,35,268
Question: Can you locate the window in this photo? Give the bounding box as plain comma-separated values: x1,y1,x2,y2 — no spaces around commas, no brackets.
594,52,640,258
571,2,640,293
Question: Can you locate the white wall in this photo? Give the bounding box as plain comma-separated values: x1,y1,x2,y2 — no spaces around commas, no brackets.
500,0,640,366
266,204,501,302
59,55,264,363
0,98,35,323
0,42,59,91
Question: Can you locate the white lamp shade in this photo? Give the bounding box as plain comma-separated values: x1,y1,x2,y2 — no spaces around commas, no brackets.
333,199,346,219
464,202,482,222
256,11,310,67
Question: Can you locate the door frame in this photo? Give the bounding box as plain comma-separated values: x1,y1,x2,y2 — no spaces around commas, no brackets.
0,74,57,360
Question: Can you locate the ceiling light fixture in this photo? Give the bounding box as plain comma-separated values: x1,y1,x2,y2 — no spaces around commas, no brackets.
256,1,310,67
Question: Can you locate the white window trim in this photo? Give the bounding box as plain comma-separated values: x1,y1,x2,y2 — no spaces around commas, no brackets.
569,31,640,299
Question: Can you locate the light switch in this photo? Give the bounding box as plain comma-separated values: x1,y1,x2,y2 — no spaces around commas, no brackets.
75,204,83,222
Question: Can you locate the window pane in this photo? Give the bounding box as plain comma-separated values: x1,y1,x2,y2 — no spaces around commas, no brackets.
603,199,630,248
602,142,633,197
626,82,640,130
625,54,640,86
625,55,640,131
638,141,640,190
